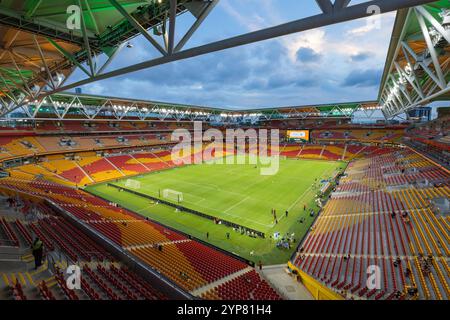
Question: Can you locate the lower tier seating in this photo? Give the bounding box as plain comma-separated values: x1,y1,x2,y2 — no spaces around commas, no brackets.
0,177,279,298
292,147,450,300
202,270,282,300
0,200,167,300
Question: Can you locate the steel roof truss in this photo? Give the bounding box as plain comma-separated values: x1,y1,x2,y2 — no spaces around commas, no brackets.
415,8,446,90
175,0,219,53
108,0,167,56
78,0,96,77
33,35,57,89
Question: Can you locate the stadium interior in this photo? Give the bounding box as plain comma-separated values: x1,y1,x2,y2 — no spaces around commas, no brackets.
0,0,449,302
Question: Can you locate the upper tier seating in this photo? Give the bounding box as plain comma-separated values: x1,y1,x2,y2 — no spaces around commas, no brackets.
2,120,195,134
311,129,404,143
0,132,174,163
404,117,450,168
280,143,362,161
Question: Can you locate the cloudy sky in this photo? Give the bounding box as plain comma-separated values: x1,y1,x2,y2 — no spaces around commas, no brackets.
69,0,397,110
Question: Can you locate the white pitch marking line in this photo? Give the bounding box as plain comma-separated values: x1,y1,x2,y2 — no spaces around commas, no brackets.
220,211,272,228
136,203,158,213
274,165,337,225
287,185,314,212
224,196,250,213
181,196,272,228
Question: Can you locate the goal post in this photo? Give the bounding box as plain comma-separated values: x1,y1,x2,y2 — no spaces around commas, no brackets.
162,189,184,203
125,179,141,189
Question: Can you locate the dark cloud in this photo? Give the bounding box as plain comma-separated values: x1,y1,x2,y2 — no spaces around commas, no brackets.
267,76,296,89
70,27,382,108
243,70,319,91
115,39,287,89
243,78,267,90
350,52,372,62
63,0,396,110
295,77,319,88
296,47,322,63
342,69,382,87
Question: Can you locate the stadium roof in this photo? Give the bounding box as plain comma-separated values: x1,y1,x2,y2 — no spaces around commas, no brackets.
0,0,198,105
4,91,378,122
379,0,450,118
0,0,444,120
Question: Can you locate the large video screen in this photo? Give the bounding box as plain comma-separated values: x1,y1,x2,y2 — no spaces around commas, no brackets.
287,130,310,142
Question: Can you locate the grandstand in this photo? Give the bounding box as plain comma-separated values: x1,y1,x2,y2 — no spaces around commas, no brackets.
0,0,449,303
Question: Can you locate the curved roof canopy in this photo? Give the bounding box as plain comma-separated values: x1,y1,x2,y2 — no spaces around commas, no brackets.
5,91,379,122
379,0,450,118
0,0,443,120
0,0,197,100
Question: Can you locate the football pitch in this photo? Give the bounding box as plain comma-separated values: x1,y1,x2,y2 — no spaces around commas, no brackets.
86,157,344,264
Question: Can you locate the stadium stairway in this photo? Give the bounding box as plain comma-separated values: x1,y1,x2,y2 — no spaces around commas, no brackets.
191,266,254,297
201,269,283,300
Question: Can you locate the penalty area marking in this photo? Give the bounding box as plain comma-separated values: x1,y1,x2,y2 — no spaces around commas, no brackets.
274,165,337,226
136,202,158,213
268,185,313,227
223,196,250,213
183,195,273,229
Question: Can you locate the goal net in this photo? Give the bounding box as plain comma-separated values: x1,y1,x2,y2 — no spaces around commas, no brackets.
125,179,141,189
162,189,184,203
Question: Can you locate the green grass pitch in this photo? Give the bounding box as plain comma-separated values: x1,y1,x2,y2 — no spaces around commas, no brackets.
86,157,344,265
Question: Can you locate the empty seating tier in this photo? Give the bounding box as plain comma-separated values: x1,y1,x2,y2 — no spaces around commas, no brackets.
292,148,450,300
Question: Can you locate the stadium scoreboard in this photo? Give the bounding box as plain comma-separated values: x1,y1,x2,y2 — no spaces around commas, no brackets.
287,130,310,142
